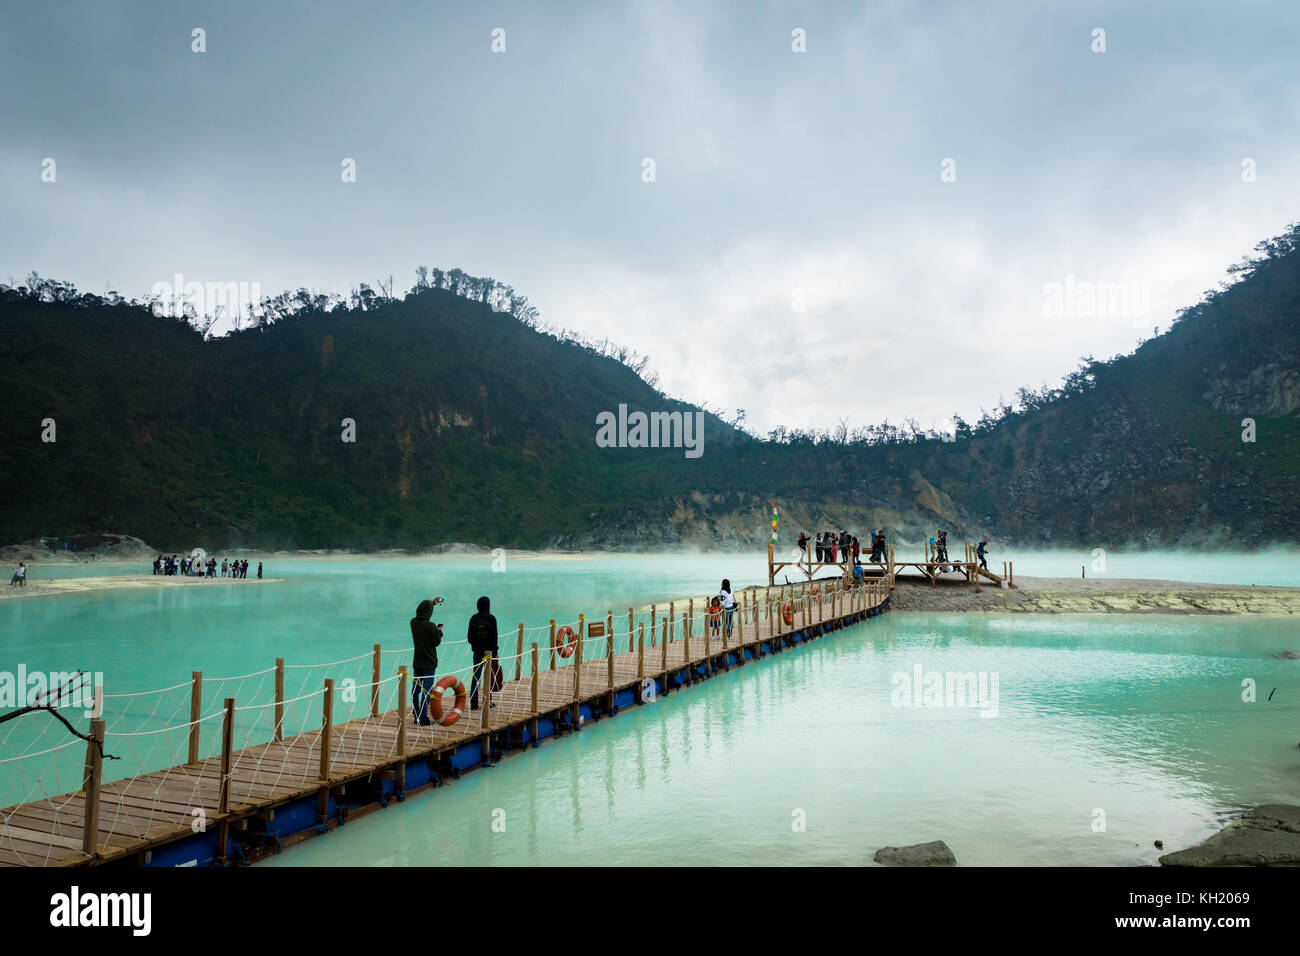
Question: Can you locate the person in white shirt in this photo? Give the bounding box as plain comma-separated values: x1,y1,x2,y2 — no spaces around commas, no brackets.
10,563,26,587
719,579,736,638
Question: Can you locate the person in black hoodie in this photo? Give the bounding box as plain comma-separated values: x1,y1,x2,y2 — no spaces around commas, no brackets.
467,595,499,710
410,597,444,725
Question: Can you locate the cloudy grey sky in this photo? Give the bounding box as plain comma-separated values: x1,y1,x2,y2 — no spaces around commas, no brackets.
3,0,1298,434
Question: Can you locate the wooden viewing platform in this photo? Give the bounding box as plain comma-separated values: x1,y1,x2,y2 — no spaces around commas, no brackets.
769,541,1016,589
0,575,891,867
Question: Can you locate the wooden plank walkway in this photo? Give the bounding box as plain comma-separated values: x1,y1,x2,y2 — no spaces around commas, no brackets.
0,578,890,867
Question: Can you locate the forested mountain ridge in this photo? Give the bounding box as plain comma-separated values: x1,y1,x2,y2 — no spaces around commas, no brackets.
1,224,1297,552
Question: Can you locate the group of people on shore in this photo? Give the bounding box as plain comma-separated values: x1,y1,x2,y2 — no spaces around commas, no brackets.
152,555,262,579
8,562,26,587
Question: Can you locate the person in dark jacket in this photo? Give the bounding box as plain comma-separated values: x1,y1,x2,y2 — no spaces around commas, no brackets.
976,539,989,570
410,597,444,725
467,595,499,710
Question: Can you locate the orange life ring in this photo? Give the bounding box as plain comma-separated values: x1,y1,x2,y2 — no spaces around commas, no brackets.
555,625,577,658
429,675,468,726
781,602,794,626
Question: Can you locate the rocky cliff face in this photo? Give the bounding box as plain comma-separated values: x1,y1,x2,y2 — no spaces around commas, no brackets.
1204,362,1300,417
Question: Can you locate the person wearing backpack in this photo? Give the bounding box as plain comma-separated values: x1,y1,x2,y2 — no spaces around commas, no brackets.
467,595,500,710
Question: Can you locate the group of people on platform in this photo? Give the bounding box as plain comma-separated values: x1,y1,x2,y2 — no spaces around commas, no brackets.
152,554,262,579
8,562,26,587
795,528,991,572
797,529,889,566
928,532,991,571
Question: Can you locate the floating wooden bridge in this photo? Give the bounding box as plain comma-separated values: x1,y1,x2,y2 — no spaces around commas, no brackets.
768,541,1015,589
0,575,891,867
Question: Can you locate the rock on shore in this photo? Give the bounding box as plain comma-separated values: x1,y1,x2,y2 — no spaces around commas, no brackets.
1159,805,1300,866
1,533,156,563
873,840,957,866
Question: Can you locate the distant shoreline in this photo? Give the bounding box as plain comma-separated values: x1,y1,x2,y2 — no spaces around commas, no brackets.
6,565,1300,616
887,574,1300,615
0,575,282,600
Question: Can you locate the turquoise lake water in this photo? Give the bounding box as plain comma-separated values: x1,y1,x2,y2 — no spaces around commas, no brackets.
2,552,1299,865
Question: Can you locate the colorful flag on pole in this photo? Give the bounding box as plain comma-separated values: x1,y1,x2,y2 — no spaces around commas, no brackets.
770,502,779,544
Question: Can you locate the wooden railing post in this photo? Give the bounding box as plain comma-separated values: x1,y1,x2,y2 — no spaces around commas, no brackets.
397,667,408,793
215,697,234,865
530,643,540,744
480,653,494,761
637,623,645,680
318,679,334,822
81,718,105,857
530,644,539,716
606,621,615,695
661,618,669,674
219,698,235,814
371,643,382,718
187,671,202,765
480,653,493,732
274,658,284,742
571,624,585,727
549,619,557,670
628,607,635,653
515,623,524,681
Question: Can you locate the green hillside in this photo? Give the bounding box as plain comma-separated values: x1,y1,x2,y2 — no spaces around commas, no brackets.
1,224,1297,551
